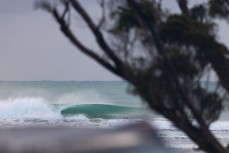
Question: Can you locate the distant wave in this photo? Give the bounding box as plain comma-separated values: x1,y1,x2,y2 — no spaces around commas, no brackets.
60,104,144,119
0,98,146,120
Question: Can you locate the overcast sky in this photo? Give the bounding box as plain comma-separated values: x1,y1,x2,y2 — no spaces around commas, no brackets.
0,0,228,81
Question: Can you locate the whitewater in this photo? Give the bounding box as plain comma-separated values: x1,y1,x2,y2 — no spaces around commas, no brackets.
0,81,229,152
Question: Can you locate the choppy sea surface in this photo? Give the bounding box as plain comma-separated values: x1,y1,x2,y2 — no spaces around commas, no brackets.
0,81,229,152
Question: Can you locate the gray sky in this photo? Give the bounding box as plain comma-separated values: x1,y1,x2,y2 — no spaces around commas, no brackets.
0,0,121,81
0,0,228,81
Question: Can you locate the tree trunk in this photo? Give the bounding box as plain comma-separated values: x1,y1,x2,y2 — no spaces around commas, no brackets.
182,124,227,153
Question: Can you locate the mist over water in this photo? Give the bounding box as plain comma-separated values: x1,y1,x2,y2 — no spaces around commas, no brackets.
0,81,141,105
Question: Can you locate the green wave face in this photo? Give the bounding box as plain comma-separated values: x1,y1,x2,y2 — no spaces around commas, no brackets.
61,104,144,119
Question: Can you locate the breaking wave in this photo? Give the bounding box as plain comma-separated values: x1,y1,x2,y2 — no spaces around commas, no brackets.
0,98,61,119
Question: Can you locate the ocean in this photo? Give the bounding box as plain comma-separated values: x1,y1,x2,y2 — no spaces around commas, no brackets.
0,81,229,152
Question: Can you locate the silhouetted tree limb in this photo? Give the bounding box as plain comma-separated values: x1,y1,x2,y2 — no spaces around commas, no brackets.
50,5,121,77
126,1,227,153
177,0,190,16
127,0,205,126
70,0,124,72
97,0,106,28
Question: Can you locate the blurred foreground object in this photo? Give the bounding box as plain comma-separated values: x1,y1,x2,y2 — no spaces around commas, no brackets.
0,122,175,153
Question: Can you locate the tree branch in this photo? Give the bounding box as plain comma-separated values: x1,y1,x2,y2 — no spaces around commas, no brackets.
51,8,121,77
127,0,202,124
177,0,190,16
70,0,123,71
127,1,227,153
97,0,106,28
